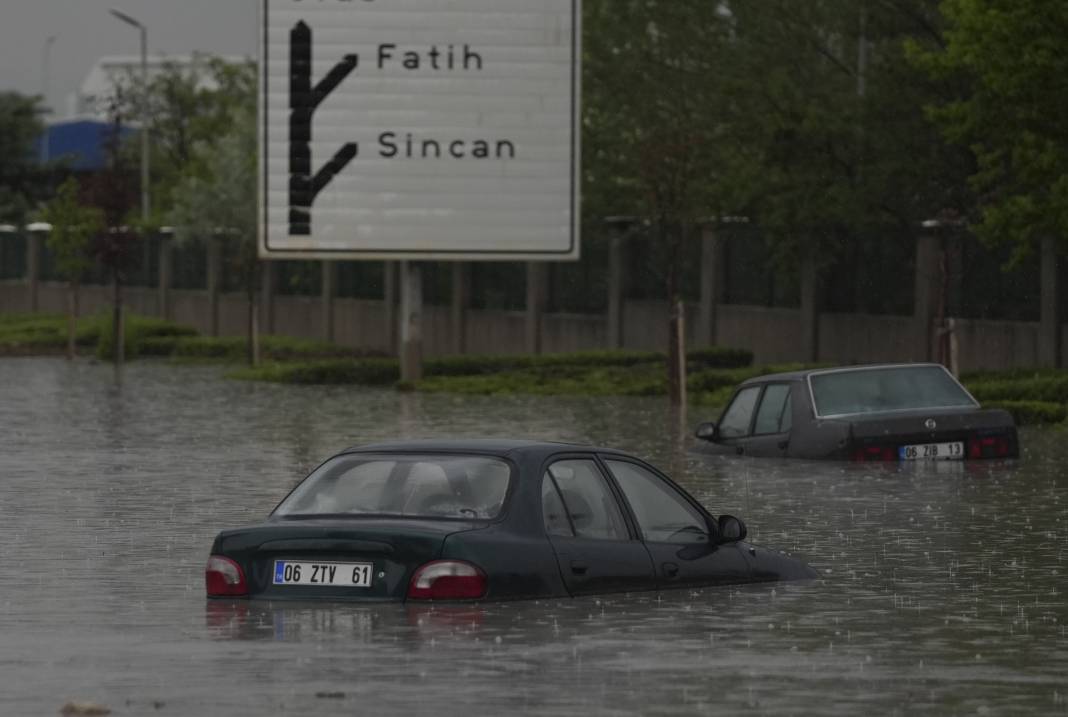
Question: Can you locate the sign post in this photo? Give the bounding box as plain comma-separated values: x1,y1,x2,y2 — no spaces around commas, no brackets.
260,0,581,375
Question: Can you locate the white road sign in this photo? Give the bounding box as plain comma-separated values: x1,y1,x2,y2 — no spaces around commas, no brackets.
260,0,581,261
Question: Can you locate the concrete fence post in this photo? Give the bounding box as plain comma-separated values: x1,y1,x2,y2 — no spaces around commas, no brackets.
384,261,398,355
800,252,821,363
1040,235,1062,368
321,260,336,342
157,228,173,320
206,235,221,337
399,261,423,382
27,225,45,313
451,263,470,355
913,227,942,362
526,262,547,354
605,216,636,350
261,261,276,336
698,223,726,348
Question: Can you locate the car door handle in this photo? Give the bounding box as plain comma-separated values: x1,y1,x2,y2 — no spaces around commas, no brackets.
570,561,588,575
662,562,679,578
778,441,789,450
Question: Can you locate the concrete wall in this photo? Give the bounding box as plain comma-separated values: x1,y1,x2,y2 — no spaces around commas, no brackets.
0,279,1059,372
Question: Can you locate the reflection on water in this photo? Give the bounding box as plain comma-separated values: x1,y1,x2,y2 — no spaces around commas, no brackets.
1,358,1067,715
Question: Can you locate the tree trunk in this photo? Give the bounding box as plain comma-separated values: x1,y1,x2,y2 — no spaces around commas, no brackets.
247,286,261,367
113,273,125,365
665,225,686,406
668,299,687,405
66,280,78,360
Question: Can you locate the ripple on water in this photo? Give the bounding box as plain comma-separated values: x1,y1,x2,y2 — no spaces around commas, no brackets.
1,358,1066,716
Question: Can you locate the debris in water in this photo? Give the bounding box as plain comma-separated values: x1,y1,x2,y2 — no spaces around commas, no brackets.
315,692,345,700
59,703,111,716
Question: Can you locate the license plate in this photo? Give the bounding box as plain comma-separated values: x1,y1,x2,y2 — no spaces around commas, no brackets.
272,561,373,587
899,442,964,461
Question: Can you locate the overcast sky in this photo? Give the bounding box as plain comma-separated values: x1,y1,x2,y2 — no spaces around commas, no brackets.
0,0,258,118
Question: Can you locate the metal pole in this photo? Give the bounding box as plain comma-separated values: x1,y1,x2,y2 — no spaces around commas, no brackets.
139,24,149,221
109,9,149,221
41,35,56,163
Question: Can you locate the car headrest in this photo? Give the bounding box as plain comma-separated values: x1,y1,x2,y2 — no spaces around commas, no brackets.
560,489,593,529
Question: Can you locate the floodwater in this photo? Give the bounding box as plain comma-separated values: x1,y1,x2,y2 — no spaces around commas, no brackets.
1,358,1066,716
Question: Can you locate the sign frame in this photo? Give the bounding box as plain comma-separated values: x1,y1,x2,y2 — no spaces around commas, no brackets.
258,0,582,262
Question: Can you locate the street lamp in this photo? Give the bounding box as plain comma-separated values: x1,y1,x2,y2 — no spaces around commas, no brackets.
41,35,57,163
109,8,149,222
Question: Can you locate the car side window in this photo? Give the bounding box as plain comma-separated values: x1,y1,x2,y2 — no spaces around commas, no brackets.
604,460,708,544
541,473,573,537
545,460,629,541
754,384,792,435
718,386,761,438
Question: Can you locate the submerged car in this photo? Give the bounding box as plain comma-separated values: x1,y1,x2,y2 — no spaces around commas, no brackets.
694,363,1018,461
205,440,816,601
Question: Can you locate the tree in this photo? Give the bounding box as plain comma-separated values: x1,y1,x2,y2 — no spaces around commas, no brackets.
38,178,104,358
0,92,48,226
910,0,1068,255
112,55,258,224
583,0,738,403
169,106,260,364
83,103,141,366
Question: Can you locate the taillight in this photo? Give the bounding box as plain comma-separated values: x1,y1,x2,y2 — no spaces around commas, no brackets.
407,560,487,601
853,445,896,462
969,436,1011,459
205,555,248,597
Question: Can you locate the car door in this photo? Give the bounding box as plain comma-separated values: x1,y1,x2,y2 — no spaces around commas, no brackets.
743,383,794,458
541,457,657,596
601,458,751,589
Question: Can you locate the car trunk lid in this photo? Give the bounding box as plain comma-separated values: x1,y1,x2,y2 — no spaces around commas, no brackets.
848,408,1018,460
211,517,486,601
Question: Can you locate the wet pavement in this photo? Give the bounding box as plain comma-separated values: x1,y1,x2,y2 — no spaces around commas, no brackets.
1,358,1066,716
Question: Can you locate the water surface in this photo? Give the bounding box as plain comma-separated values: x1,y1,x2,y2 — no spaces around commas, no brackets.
1,358,1065,715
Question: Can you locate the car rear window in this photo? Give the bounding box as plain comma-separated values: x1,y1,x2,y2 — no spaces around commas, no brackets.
273,454,512,520
809,366,977,417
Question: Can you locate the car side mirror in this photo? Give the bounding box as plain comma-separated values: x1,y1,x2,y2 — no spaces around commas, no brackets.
695,422,718,441
717,515,747,544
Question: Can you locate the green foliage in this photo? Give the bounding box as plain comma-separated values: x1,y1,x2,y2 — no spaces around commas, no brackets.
112,55,257,222
424,348,751,378
38,178,104,282
418,364,666,397
966,375,1068,404
910,0,1068,254
0,314,74,352
94,315,198,361
0,92,47,225
144,335,384,363
0,313,194,357
687,364,820,393
982,400,1066,426
231,359,400,385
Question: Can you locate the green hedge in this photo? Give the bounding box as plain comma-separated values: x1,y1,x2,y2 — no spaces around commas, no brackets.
983,400,1067,426
966,375,1068,404
418,364,666,396
231,358,400,385
688,363,821,393
422,347,752,378
95,316,198,360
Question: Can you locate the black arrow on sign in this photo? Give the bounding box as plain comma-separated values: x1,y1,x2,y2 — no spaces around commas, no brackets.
289,21,359,236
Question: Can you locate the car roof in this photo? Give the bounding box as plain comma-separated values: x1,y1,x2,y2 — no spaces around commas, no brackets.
738,362,949,387
340,438,633,459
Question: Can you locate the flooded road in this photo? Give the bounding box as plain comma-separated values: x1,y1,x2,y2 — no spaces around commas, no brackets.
1,358,1066,716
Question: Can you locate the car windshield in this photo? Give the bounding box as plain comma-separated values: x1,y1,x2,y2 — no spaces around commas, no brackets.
809,365,977,417
273,454,512,520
